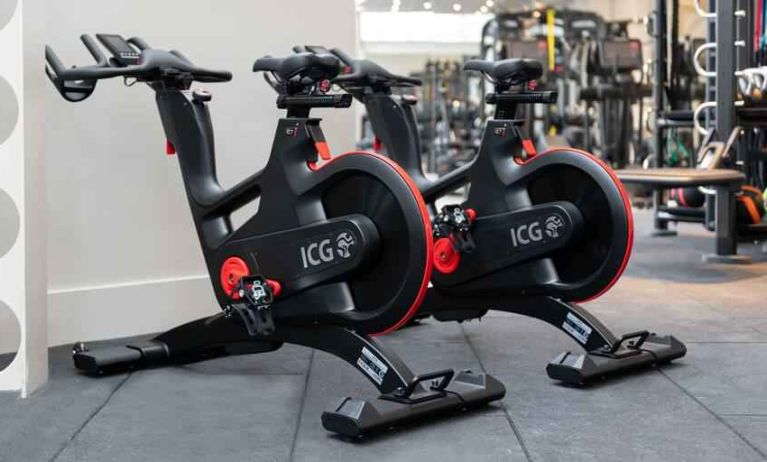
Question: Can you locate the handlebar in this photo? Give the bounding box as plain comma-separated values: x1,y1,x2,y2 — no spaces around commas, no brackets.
46,34,232,102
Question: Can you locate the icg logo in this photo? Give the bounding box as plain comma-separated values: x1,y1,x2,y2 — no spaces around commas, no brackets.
544,215,564,238
510,214,564,248
336,232,355,258
300,231,356,268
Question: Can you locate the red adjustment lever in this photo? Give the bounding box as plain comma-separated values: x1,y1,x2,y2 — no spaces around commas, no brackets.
165,140,176,156
373,136,383,152
521,139,537,158
315,141,332,161
307,123,332,162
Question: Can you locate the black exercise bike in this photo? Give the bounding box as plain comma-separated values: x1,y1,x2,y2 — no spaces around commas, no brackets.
294,46,686,384
45,34,505,437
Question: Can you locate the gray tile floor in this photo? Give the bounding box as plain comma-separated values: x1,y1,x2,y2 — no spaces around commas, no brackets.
2,209,767,462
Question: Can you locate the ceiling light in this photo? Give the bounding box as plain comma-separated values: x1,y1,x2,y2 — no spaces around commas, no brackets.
423,1,432,9
452,3,462,12
480,5,488,13
485,0,494,7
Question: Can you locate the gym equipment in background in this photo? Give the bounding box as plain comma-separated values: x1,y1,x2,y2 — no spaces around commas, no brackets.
579,38,653,168
620,0,767,263
45,34,505,438
665,129,766,229
480,8,652,169
297,46,686,385
413,59,483,176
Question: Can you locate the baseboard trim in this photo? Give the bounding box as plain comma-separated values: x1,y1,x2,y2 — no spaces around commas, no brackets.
48,276,219,347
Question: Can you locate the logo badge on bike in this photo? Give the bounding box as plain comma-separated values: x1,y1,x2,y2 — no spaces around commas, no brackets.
300,231,356,269
544,215,564,238
510,214,565,248
336,232,356,259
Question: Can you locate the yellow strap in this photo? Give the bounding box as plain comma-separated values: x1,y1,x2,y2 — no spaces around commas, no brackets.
547,9,556,72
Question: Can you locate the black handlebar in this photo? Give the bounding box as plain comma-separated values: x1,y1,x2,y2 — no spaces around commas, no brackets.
46,34,232,102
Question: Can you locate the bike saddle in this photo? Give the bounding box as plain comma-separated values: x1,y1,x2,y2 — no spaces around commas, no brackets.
330,48,421,88
253,52,341,82
464,59,543,86
293,46,421,89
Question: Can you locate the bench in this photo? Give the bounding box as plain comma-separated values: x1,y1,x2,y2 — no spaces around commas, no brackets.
615,168,750,264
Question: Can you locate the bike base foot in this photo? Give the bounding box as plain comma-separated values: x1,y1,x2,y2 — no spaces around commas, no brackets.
321,371,505,437
546,334,687,386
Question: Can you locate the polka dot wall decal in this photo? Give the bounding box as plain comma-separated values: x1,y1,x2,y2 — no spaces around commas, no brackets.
0,0,16,32
0,300,20,372
0,76,19,145
0,188,19,258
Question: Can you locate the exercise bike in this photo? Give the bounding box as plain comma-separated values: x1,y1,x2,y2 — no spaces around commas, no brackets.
295,46,686,385
45,34,505,437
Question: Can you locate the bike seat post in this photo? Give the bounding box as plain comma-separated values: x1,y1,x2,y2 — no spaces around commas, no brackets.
493,86,519,121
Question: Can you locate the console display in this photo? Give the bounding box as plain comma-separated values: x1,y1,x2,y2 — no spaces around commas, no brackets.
96,34,140,66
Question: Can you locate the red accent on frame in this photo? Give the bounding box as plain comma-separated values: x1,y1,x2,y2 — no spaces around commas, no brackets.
266,279,283,298
315,141,332,161
465,208,477,223
539,147,634,303
165,140,176,156
521,139,537,157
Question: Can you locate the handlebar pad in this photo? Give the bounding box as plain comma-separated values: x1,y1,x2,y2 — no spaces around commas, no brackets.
47,39,232,84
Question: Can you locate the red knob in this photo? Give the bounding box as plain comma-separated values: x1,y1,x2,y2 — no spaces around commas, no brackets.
433,238,460,274
220,257,250,299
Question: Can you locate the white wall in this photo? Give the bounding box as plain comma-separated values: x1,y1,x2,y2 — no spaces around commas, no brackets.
0,0,47,395
45,0,358,346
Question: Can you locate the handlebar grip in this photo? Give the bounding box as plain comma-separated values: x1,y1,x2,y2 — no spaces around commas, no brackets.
196,70,233,83
45,45,66,77
170,49,192,65
63,66,129,81
80,35,107,65
486,91,558,105
128,37,151,50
